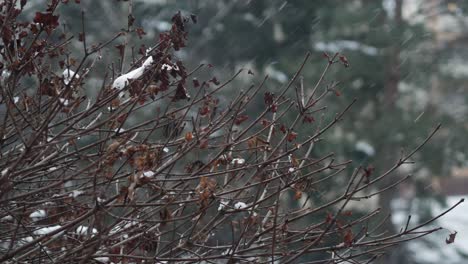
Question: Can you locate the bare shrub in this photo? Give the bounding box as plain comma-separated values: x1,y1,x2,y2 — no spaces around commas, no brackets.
0,1,462,263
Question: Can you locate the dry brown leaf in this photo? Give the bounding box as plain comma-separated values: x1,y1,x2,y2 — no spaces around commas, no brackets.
185,131,193,142
446,231,457,244
294,190,302,200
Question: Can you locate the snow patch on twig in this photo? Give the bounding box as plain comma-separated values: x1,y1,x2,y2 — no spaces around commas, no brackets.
93,257,110,263
112,56,154,90
234,202,248,210
69,190,85,198
29,209,46,220
141,170,155,178
76,225,98,236
59,98,70,106
0,215,13,222
231,158,245,165
33,225,62,236
218,200,229,211
63,69,79,85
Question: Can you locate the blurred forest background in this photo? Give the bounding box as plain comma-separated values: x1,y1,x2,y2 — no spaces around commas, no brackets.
18,0,468,263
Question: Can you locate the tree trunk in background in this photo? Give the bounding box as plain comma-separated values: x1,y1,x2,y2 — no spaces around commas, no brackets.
377,0,403,263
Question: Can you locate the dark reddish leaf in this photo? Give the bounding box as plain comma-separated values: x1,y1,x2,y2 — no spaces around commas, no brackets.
339,55,350,67
2,27,13,43
446,231,457,244
343,229,353,247
334,90,341,96
115,44,125,58
169,66,178,78
138,96,147,105
322,52,330,60
192,78,200,87
263,92,277,112
171,11,186,31
260,119,270,128
20,0,27,9
234,115,249,125
199,139,209,149
363,165,375,184
138,44,147,55
33,12,59,33
128,79,143,97
117,113,128,123
199,106,210,116
30,23,39,34
264,92,274,106
209,76,220,85
207,64,214,68
19,31,28,38
364,165,374,178
325,212,333,224
33,12,57,25
175,60,187,78
159,32,170,50
39,79,56,96
159,78,169,91
342,211,353,217
136,27,146,39
78,32,84,42
280,124,287,134
168,12,189,51
75,0,80,3
270,103,278,113
303,115,315,123
287,131,298,142
172,82,190,101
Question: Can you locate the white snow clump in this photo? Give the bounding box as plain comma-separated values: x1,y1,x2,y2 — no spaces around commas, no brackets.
231,158,245,165
234,202,248,210
355,140,375,156
112,56,153,90
29,209,47,220
76,225,98,236
63,69,79,85
33,225,62,236
218,200,229,211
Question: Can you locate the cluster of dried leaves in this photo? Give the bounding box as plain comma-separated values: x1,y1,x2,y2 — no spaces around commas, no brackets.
0,1,462,263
